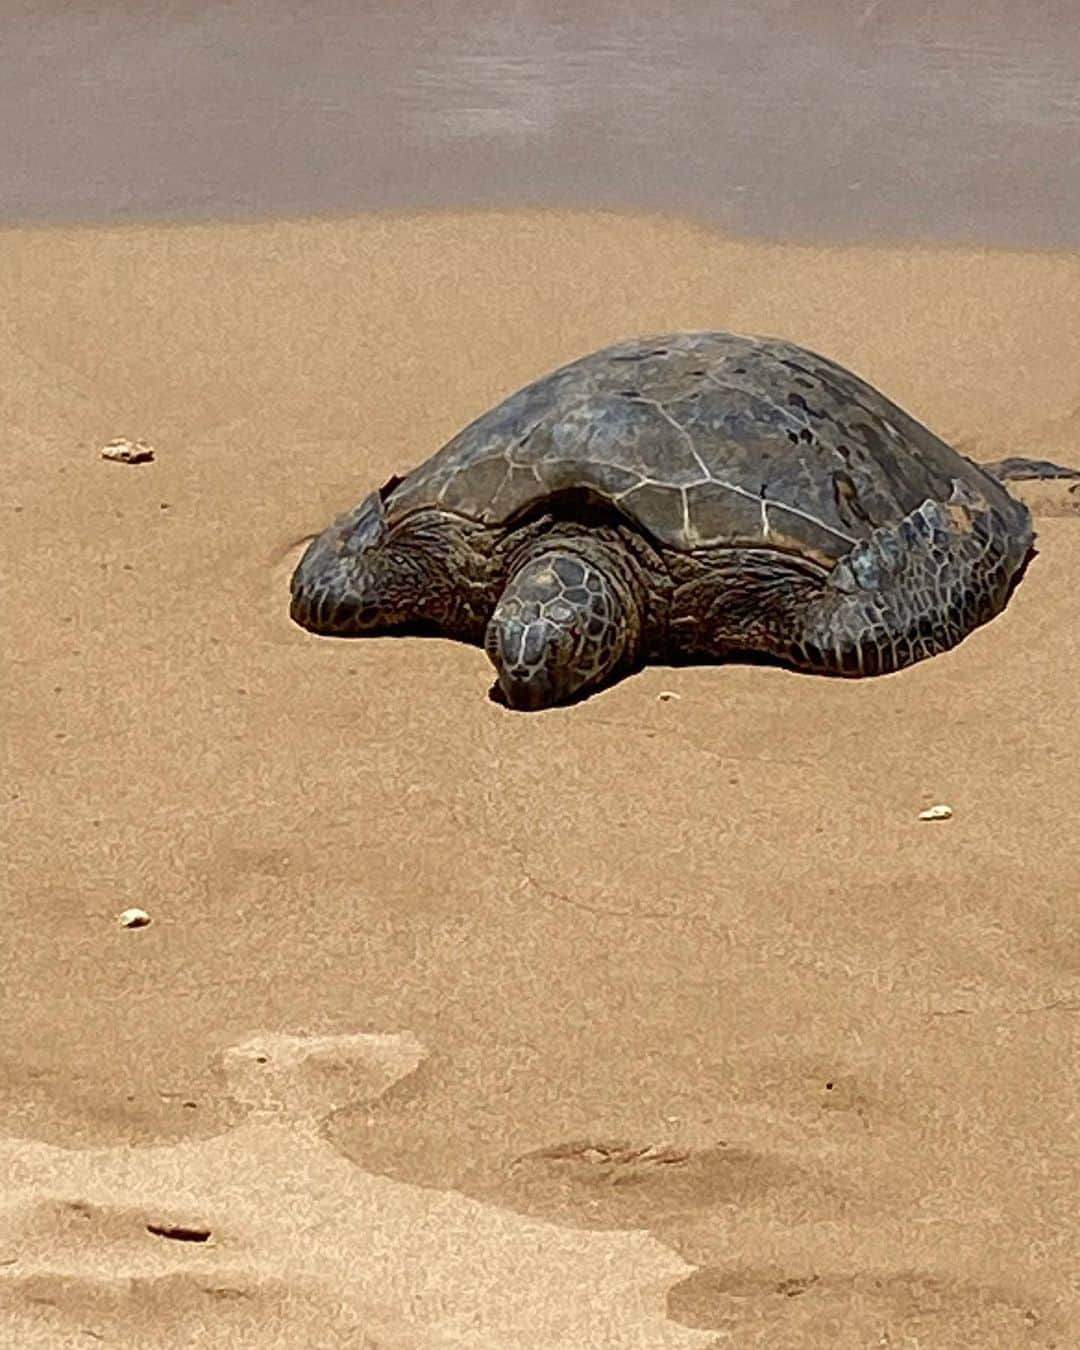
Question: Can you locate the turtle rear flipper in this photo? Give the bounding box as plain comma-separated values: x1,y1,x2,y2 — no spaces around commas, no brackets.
981,456,1080,481
789,481,1033,677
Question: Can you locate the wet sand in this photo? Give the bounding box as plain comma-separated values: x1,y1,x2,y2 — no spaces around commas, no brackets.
3,1,1080,246
2,205,1078,1346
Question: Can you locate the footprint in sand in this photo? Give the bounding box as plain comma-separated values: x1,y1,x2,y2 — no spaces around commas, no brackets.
2,1030,708,1349
4,1268,400,1350
218,1029,428,1122
501,1136,811,1231
7,1197,214,1254
668,1265,1059,1348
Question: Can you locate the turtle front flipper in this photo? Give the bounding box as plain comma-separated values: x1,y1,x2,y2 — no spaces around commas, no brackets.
485,540,647,709
790,480,1034,677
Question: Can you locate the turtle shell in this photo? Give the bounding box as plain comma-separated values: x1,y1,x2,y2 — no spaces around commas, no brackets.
384,331,1009,568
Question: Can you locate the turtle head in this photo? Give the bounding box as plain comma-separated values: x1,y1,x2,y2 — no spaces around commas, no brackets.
289,486,416,634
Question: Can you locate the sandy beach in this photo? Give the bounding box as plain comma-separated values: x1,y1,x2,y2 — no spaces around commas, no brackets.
1,203,1077,1346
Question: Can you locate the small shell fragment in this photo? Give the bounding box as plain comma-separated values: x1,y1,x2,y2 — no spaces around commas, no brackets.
657,690,681,702
918,804,953,821
101,438,155,465
118,907,152,928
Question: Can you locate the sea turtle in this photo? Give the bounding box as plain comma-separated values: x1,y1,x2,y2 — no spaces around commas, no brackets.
290,331,1078,709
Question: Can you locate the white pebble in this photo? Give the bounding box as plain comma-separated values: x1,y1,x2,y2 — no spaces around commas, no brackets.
118,907,151,928
657,690,681,702
918,804,953,821
101,438,155,464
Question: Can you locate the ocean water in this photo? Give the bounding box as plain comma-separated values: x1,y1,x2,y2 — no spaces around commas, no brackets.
3,0,1079,245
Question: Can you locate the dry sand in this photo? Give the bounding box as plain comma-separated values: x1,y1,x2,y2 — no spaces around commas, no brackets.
2,208,1078,1347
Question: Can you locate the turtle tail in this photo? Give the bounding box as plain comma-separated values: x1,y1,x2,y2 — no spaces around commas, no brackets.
980,455,1080,482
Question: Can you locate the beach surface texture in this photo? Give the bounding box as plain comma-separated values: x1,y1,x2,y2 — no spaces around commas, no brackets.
2,184,1079,1349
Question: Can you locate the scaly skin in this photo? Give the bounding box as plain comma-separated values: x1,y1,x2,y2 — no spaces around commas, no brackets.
484,535,650,709
288,472,1048,706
